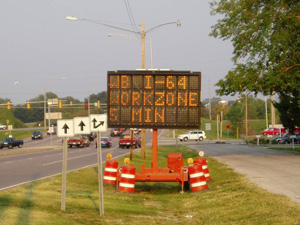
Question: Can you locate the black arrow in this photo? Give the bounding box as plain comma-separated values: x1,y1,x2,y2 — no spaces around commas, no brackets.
79,121,85,131
92,118,105,128
62,123,69,134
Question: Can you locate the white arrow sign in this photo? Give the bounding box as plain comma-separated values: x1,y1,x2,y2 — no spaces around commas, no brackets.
90,114,107,132
74,117,90,134
57,120,74,137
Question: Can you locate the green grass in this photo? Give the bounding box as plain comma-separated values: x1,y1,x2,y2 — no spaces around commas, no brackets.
0,130,45,141
1,145,300,225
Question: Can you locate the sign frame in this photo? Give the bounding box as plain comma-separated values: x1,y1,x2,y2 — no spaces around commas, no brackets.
57,119,74,137
73,117,90,134
90,114,107,132
107,70,201,129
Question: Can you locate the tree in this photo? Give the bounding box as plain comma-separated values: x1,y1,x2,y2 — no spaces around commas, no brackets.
274,91,300,133
210,0,300,127
84,91,107,104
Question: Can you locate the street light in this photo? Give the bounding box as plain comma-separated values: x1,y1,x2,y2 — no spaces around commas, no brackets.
66,16,181,159
44,77,66,129
107,33,153,69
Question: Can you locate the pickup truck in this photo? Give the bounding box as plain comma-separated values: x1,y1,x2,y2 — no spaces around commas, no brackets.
0,137,24,149
67,135,90,148
119,134,141,149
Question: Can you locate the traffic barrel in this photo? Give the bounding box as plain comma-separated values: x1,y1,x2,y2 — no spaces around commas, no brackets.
119,159,136,193
103,158,119,185
188,163,208,192
195,157,211,182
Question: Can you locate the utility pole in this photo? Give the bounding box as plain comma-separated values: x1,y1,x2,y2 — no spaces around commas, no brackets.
245,93,248,138
271,94,274,128
208,78,211,121
220,111,223,139
265,96,268,129
141,21,146,159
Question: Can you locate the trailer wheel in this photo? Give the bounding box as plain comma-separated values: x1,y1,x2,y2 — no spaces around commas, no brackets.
184,179,190,191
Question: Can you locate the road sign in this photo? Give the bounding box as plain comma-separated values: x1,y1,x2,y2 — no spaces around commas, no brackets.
74,117,90,134
107,70,201,129
90,114,107,132
205,123,211,131
226,125,230,129
57,119,74,137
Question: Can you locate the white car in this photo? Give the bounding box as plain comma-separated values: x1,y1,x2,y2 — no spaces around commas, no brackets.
178,130,206,142
0,124,7,130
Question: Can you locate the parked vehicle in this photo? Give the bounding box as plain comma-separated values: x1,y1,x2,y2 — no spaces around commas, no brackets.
67,135,89,148
261,128,286,136
110,128,123,137
0,124,7,130
119,134,140,149
96,137,112,148
32,131,43,140
178,130,206,142
272,133,300,144
0,136,24,149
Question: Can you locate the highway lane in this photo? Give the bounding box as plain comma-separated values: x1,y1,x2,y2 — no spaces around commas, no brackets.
0,129,157,191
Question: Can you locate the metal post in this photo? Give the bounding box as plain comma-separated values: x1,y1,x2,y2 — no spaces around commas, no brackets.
97,132,104,216
48,102,53,146
130,129,133,161
217,115,219,141
152,129,158,171
61,137,68,211
44,85,46,130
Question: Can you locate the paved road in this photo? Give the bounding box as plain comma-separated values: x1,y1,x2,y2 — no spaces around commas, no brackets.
0,129,156,191
189,143,300,204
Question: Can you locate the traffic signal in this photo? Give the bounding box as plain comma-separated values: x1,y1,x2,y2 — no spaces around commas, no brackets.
97,100,100,108
85,103,88,110
58,101,62,109
26,101,30,109
7,101,11,110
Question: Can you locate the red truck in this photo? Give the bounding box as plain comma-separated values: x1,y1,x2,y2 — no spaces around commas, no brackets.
67,135,90,148
119,134,141,149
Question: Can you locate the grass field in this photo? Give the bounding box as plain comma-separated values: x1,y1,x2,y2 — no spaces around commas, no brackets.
0,130,46,141
0,145,300,225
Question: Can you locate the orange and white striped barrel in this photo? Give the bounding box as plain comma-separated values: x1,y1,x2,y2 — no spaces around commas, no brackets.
195,157,211,182
188,164,208,192
118,165,136,193
103,160,119,185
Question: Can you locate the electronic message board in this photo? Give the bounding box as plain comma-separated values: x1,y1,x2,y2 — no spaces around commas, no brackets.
107,70,201,129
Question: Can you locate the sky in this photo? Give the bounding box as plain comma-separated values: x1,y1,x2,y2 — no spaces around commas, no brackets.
0,0,234,104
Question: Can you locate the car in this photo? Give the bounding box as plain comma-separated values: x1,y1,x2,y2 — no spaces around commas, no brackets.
32,131,43,140
96,137,112,148
272,133,300,144
85,132,96,141
261,128,286,136
110,128,123,137
0,124,7,130
178,130,206,142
